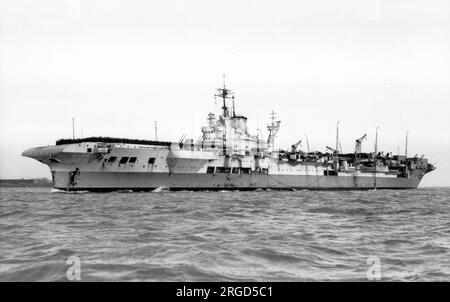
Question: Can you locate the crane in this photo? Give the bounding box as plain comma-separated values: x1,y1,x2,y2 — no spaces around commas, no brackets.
291,139,302,153
179,134,187,143
326,146,339,155
354,133,367,154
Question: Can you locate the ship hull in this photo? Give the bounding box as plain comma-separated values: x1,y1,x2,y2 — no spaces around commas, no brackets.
52,171,421,192
23,143,429,192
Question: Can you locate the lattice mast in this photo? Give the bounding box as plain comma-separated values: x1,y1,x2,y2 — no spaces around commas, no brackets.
214,75,235,118
267,110,281,152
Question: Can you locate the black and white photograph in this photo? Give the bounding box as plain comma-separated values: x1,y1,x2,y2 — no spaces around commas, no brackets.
0,0,449,287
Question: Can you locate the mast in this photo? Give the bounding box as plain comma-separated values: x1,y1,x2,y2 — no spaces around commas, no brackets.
304,133,310,153
232,96,236,117
214,74,234,117
373,126,380,189
267,110,281,152
72,117,75,139
375,126,379,155
154,121,158,141
335,121,340,155
405,130,409,158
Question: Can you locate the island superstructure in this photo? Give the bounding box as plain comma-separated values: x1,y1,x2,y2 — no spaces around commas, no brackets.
22,81,435,191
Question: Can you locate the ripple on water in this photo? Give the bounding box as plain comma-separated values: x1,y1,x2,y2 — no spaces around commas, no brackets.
0,187,449,281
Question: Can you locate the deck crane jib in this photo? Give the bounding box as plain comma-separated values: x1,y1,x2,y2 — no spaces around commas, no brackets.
291,139,302,153
326,146,339,155
355,133,367,155
289,139,304,161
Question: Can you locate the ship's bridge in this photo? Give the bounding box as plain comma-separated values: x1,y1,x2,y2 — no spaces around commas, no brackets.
199,80,269,155
201,113,267,155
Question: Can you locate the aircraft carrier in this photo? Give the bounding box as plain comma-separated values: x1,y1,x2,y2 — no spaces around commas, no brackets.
22,81,435,191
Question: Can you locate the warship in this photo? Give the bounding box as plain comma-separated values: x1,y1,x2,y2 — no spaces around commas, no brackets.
22,81,435,191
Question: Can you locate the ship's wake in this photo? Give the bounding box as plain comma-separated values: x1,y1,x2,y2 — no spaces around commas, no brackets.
50,188,90,194
152,186,170,192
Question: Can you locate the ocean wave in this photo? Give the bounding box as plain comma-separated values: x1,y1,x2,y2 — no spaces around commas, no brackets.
1,187,449,281
50,188,90,194
241,248,304,264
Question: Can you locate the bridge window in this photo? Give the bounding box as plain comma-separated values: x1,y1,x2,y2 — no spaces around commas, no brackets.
148,157,156,164
232,167,240,174
87,148,92,153
107,156,117,163
119,157,129,165
241,168,251,174
206,166,215,174
129,157,137,164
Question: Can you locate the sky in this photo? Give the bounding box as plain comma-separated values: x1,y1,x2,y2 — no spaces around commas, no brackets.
0,0,449,186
